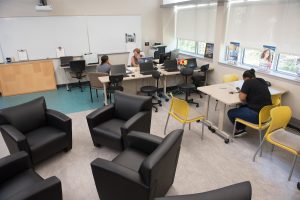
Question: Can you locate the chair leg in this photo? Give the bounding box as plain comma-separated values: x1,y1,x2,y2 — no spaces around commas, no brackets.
89,86,93,102
164,114,170,135
96,89,99,98
189,123,191,130
232,121,237,140
253,138,266,162
271,144,275,152
259,130,263,157
288,155,298,181
79,80,83,92
182,123,186,131
152,105,158,112
201,121,204,140
215,100,218,111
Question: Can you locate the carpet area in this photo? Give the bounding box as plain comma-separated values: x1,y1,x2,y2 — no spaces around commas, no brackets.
0,96,299,200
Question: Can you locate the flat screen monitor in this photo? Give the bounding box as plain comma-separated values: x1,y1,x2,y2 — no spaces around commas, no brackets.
170,49,180,60
140,62,153,73
159,52,171,64
139,57,153,64
186,58,197,69
164,59,178,70
110,64,126,75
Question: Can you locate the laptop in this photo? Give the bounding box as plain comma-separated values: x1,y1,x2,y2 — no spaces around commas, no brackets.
139,57,154,64
186,58,198,69
164,59,179,72
110,64,129,77
140,62,154,75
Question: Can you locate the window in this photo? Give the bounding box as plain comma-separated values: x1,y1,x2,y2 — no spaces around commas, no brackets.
277,54,300,75
242,48,261,67
197,42,206,56
177,38,196,53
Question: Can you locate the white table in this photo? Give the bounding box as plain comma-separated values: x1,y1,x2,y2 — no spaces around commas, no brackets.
197,80,287,143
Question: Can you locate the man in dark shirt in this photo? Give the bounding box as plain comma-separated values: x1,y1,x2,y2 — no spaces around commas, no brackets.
227,69,272,136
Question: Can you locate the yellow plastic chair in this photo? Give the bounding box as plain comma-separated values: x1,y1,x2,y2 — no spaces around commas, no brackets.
253,106,300,181
164,95,205,139
233,105,274,154
271,94,281,106
223,74,239,83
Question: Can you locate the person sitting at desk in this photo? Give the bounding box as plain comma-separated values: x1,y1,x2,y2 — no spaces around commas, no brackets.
227,69,272,136
131,48,142,67
96,55,111,73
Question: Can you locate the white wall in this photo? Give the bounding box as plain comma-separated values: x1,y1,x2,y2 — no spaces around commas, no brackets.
0,0,162,48
0,0,162,84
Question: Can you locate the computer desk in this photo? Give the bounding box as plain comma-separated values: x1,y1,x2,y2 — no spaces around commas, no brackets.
99,65,212,105
197,80,287,143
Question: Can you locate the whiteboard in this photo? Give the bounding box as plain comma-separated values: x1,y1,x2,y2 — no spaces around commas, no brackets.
87,16,141,54
0,16,141,61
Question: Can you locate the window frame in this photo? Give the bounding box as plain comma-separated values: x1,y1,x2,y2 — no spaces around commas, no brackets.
176,38,209,57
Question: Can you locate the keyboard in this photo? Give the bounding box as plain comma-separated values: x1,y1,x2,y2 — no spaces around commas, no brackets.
140,71,153,75
165,68,179,72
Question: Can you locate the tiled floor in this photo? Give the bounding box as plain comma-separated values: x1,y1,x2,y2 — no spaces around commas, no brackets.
0,85,103,114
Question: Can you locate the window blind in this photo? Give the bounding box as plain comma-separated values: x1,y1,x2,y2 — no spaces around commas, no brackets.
176,5,217,43
225,1,300,54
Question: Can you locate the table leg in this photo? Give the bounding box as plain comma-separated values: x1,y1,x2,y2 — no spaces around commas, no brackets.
64,68,70,91
103,84,108,106
161,75,169,101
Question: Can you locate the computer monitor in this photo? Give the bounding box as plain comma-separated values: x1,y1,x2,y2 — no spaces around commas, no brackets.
170,49,180,60
159,52,171,64
164,59,178,70
140,62,154,73
139,57,154,64
186,58,197,69
110,64,127,75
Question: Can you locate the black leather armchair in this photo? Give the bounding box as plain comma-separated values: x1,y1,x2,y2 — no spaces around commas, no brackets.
0,151,62,200
86,91,152,150
91,129,183,200
155,182,252,200
0,97,72,165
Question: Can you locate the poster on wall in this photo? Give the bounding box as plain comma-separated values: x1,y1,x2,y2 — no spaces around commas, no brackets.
259,45,276,71
204,43,214,59
125,33,136,43
227,42,240,64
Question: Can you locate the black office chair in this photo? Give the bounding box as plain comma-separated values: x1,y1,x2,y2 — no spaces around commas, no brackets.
191,64,209,98
140,70,162,112
60,56,73,67
69,60,86,92
107,74,124,103
179,68,199,107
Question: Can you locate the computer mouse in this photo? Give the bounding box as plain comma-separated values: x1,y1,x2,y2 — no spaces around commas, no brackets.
131,74,135,77
153,67,158,70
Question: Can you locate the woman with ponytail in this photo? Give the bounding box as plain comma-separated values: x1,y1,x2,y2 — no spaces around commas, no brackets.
227,69,272,136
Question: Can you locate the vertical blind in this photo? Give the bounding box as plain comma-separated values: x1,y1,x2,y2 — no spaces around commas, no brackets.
176,5,217,43
225,1,300,54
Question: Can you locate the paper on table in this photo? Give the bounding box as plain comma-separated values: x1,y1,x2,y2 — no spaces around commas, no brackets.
17,49,28,61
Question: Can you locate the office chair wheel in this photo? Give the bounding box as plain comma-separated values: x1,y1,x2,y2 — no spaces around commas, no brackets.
196,104,199,108
297,182,300,190
165,98,169,102
224,139,230,144
159,103,162,106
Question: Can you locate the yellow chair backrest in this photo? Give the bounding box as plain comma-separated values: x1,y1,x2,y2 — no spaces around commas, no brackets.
258,105,274,128
271,94,281,106
223,74,239,83
169,96,189,121
266,106,292,136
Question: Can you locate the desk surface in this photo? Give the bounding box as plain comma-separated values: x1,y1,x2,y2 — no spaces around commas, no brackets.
198,80,287,105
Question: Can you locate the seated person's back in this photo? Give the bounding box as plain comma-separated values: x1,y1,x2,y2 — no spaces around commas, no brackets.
96,55,111,74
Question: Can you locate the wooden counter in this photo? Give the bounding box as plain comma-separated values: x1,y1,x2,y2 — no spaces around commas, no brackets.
0,60,57,96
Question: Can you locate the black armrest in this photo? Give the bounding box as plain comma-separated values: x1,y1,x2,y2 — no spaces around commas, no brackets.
155,181,252,200
46,109,71,133
86,104,115,129
0,125,30,154
0,151,32,183
91,158,148,199
7,176,62,200
121,111,151,138
46,109,72,149
125,131,163,154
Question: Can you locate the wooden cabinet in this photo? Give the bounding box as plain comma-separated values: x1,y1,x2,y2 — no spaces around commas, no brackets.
0,60,57,96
